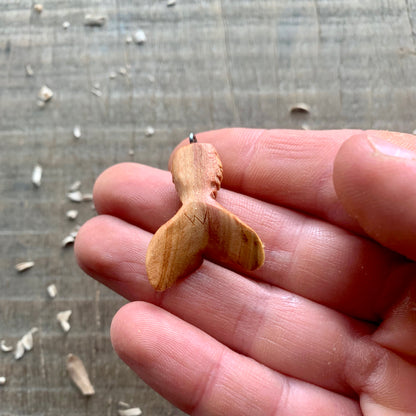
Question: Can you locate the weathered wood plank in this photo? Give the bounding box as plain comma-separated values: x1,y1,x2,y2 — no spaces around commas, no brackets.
1,0,416,415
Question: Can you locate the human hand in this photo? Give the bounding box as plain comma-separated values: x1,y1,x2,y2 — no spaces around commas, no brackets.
75,129,416,415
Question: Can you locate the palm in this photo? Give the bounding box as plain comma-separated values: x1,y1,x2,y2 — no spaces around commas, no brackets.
76,129,416,415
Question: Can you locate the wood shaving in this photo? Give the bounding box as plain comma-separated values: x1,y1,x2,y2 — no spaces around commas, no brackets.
73,126,81,139
84,14,106,27
167,0,176,6
125,35,133,44
38,85,54,102
118,409,142,416
66,210,78,220
61,235,75,247
14,340,25,360
119,67,127,76
91,87,102,97
47,284,57,298
289,102,310,114
62,21,70,30
133,29,147,45
33,4,43,13
25,64,34,77
15,261,35,272
0,376,6,385
67,191,83,202
118,401,131,408
109,71,117,79
32,164,42,187
21,328,38,351
82,193,93,201
68,180,81,191
145,126,155,137
66,354,95,396
0,340,13,352
57,310,72,332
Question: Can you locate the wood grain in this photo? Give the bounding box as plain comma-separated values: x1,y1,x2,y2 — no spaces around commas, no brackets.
1,0,416,415
146,142,264,291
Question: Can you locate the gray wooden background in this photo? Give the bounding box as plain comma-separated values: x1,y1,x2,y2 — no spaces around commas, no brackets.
1,1,416,415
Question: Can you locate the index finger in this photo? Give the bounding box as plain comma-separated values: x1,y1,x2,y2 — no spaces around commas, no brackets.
172,128,361,231
178,129,416,234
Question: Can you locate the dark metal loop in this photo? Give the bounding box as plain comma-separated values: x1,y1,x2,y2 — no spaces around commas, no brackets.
189,132,197,143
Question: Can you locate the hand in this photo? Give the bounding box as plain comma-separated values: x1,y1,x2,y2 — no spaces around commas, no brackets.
75,129,416,415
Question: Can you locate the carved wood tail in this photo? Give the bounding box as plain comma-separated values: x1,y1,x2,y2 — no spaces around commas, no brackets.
145,201,265,291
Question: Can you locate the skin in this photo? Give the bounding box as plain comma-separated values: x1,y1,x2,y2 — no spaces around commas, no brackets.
75,129,416,416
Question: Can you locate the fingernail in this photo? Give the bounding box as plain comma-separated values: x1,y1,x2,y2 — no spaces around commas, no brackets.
367,135,416,160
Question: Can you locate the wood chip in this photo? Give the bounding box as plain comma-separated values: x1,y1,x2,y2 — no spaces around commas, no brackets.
118,409,142,416
33,4,43,13
68,180,81,191
32,164,42,187
38,85,54,102
125,35,133,44
73,126,81,139
14,340,25,360
14,328,38,359
167,0,176,6
119,67,127,76
57,310,72,332
91,87,102,97
145,126,155,137
84,14,106,27
109,71,117,79
0,340,13,352
118,401,131,409
133,29,147,45
67,191,83,202
21,328,38,351
15,261,35,272
62,21,70,30
66,210,78,220
61,235,75,247
289,102,310,114
82,193,93,201
66,354,95,396
25,64,34,77
0,376,6,385
47,284,57,298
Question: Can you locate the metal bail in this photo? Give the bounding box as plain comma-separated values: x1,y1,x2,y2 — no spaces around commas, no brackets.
189,132,197,143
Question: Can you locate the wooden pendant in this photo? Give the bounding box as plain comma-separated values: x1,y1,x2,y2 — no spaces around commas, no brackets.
146,134,265,291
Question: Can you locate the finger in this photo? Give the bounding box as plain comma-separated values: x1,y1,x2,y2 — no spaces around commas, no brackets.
91,163,406,322
172,128,363,231
74,216,158,302
78,218,416,414
372,274,416,359
333,132,416,261
111,301,361,416
76,215,373,396
93,163,181,232
334,133,416,361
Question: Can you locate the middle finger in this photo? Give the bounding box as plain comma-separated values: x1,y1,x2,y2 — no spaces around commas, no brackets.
76,214,378,398
92,162,406,322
